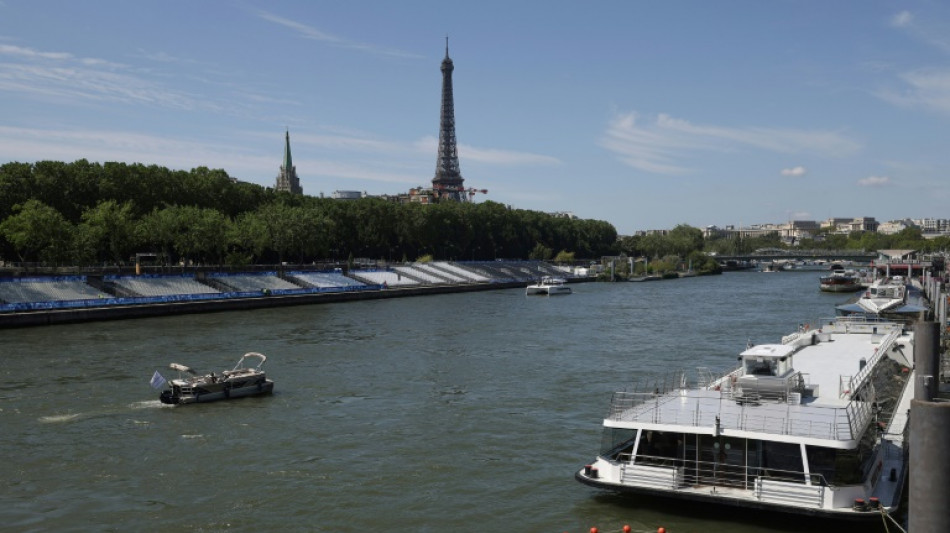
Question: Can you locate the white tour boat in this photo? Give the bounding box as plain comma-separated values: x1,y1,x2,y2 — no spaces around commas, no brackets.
836,276,928,320
525,276,572,295
158,352,274,405
576,317,914,520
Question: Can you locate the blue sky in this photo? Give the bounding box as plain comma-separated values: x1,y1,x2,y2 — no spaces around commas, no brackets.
1,1,949,235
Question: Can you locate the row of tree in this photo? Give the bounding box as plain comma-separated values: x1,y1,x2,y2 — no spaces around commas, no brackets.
0,160,619,266
616,224,950,258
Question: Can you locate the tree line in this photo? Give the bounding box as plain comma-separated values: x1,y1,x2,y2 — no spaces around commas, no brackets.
0,160,618,267
617,223,949,260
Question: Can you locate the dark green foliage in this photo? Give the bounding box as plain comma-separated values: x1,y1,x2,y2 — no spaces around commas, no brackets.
0,160,618,266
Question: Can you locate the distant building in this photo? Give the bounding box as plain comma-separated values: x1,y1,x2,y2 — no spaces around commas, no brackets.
821,217,877,233
331,190,367,200
275,130,303,195
879,219,916,235
913,217,950,235
821,217,853,230
430,39,467,202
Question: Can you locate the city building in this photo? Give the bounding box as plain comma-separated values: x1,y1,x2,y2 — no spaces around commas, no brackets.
914,218,950,235
879,219,916,235
275,130,303,195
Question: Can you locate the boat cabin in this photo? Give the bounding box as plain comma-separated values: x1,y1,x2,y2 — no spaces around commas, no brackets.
736,344,800,401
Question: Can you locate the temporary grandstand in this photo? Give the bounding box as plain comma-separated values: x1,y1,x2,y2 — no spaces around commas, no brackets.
288,271,366,289
110,274,221,297
0,277,101,304
0,261,584,318
206,272,302,293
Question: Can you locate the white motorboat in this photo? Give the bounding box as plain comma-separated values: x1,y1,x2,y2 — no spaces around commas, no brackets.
818,270,864,293
836,276,929,320
576,317,914,520
525,276,572,295
158,352,274,405
854,277,906,314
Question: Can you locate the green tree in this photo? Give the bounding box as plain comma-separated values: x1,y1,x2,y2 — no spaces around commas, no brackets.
0,199,73,264
75,200,138,265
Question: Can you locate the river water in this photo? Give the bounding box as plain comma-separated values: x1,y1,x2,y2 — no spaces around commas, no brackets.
1,271,889,532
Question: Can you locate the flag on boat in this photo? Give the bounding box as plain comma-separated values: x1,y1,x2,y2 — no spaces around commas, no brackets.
150,370,167,389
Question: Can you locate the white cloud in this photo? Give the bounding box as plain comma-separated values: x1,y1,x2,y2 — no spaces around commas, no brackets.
891,11,913,28
877,68,950,114
0,43,202,110
858,175,891,187
0,43,71,60
781,166,807,177
601,111,860,175
254,10,422,59
889,8,950,54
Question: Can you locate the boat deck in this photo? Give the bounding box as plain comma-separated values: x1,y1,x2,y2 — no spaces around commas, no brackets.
607,324,909,445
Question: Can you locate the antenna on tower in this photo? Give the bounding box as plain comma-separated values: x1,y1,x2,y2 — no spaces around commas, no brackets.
445,34,449,57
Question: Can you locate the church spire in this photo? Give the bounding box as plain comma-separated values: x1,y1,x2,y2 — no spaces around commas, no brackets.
283,129,293,171
275,129,302,195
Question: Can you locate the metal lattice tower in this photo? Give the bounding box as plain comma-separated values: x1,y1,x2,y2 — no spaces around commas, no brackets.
432,38,465,202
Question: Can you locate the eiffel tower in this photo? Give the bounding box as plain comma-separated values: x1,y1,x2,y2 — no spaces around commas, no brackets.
431,38,466,202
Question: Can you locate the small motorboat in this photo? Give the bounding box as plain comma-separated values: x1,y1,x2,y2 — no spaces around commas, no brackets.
525,276,572,295
158,352,274,405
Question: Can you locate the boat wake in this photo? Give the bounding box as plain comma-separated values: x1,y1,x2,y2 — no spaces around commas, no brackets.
38,413,83,424
129,400,169,409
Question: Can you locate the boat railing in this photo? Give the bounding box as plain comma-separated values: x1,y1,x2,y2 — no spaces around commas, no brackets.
607,390,856,440
842,329,900,399
619,453,829,507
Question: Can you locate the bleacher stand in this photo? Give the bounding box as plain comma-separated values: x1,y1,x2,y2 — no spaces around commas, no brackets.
208,273,301,292
352,270,420,287
289,271,366,289
432,262,490,282
110,275,220,297
410,263,468,283
392,265,445,284
0,277,101,303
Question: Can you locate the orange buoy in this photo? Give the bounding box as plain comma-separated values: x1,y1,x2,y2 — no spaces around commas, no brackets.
590,528,598,533
658,528,667,533
623,526,632,533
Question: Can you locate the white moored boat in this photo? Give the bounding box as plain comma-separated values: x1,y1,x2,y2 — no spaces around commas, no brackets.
836,276,929,320
525,276,572,295
158,352,274,405
576,317,914,520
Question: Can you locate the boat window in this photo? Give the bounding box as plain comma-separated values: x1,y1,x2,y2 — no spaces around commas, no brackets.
599,428,637,458
756,441,803,482
745,358,777,376
635,431,683,465
805,446,836,486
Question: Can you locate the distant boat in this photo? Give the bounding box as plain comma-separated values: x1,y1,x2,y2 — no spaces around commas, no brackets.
526,276,572,295
836,276,929,319
157,352,274,405
818,270,863,293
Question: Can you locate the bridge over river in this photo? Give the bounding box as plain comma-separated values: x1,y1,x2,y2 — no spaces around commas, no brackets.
714,249,878,263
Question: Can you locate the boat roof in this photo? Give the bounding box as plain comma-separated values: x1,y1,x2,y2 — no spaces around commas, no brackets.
739,344,795,360
605,321,911,448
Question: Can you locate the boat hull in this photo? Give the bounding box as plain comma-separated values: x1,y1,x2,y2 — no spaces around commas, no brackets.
160,379,274,405
819,282,863,293
574,469,894,522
